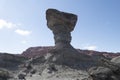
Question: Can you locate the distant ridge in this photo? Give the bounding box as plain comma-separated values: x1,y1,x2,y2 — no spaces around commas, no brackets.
21,46,120,59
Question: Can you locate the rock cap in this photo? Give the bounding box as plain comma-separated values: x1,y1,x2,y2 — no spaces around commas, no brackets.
46,9,77,32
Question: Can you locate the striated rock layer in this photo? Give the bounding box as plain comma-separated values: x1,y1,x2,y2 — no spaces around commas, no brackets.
22,46,120,59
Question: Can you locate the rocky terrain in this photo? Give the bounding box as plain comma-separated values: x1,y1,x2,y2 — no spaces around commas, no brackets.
0,53,27,69
22,46,120,59
0,51,120,80
0,9,120,80
0,46,120,80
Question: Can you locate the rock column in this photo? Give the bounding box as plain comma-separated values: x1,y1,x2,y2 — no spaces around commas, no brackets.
46,9,92,68
46,9,77,50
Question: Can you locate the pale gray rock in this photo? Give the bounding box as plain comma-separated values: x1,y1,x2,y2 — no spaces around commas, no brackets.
111,56,120,64
88,67,113,80
89,58,120,80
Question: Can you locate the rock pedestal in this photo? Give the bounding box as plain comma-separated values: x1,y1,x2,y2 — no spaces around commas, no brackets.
46,9,93,69
46,9,77,50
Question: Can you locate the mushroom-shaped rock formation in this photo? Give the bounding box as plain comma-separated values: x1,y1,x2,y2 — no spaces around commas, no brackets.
46,9,77,49
46,9,94,69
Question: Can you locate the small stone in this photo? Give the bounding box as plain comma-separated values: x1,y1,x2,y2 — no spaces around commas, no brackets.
30,69,36,74
18,73,26,80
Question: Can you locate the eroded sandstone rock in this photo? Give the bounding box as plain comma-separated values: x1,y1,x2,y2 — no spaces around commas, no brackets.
46,9,94,69
46,9,77,50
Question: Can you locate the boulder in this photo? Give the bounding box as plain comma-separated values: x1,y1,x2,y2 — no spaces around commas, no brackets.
88,58,120,80
0,68,10,80
111,56,120,64
18,73,26,80
88,67,113,80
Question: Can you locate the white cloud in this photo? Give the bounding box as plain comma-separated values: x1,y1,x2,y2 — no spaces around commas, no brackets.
15,29,31,36
0,19,17,29
21,40,27,44
84,45,97,50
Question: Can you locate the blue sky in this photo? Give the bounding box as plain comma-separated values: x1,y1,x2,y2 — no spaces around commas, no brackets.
0,0,120,54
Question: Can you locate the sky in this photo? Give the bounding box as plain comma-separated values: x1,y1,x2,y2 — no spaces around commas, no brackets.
0,0,120,54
